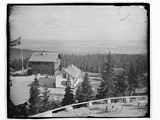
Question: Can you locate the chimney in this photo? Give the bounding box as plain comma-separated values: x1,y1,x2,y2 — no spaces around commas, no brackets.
42,50,47,56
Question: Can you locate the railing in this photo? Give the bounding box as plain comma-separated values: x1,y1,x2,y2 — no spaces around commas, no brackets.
31,95,148,117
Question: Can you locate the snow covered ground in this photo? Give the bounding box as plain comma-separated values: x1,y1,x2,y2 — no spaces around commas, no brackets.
32,102,148,117
10,75,65,105
10,75,35,105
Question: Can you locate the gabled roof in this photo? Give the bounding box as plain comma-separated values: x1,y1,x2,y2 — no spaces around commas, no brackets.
63,64,81,79
136,87,148,93
29,52,60,62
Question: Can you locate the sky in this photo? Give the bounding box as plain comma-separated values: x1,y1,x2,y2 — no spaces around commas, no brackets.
9,5,148,54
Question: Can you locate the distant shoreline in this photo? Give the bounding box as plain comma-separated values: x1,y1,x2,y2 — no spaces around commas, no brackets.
10,47,147,56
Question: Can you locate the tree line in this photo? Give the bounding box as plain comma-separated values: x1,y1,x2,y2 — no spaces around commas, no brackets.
61,53,148,74
10,53,148,75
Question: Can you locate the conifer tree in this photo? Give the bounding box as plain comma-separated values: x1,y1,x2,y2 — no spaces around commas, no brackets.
114,70,128,97
40,83,50,112
96,79,107,99
75,85,83,102
61,83,75,106
128,62,138,95
96,51,115,99
137,73,148,88
76,73,93,102
29,76,40,115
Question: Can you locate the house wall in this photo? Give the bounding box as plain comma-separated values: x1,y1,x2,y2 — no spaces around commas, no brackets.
54,58,61,71
29,56,61,75
56,72,74,88
29,62,55,75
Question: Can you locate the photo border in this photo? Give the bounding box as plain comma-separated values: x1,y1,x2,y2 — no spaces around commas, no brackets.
7,2,150,119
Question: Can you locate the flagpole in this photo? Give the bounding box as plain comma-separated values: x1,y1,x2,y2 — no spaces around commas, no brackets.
99,66,101,76
20,37,24,73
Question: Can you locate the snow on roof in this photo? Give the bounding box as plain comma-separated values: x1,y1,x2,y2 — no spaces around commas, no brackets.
136,87,148,93
29,52,60,62
63,64,81,79
113,67,125,75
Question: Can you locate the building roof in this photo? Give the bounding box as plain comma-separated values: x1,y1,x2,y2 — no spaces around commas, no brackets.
136,87,148,94
63,64,81,79
29,52,60,62
113,67,125,75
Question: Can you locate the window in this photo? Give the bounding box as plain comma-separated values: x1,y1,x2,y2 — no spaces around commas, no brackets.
62,81,67,86
61,81,71,86
63,73,66,78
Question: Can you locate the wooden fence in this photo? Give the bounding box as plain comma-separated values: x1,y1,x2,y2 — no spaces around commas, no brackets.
31,95,148,117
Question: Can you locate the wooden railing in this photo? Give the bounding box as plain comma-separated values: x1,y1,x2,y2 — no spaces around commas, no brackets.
31,95,148,117
52,95,147,112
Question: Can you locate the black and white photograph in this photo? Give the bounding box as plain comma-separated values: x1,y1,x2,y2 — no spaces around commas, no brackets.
7,3,150,118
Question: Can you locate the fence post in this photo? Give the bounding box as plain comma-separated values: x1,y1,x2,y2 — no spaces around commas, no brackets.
65,105,73,112
126,97,130,103
108,99,111,104
88,102,93,108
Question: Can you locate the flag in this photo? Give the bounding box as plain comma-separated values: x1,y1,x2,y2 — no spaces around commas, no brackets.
10,37,21,47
